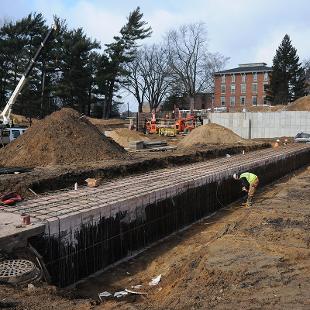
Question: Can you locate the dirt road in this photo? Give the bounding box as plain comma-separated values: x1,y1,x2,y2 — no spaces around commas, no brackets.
1,166,309,309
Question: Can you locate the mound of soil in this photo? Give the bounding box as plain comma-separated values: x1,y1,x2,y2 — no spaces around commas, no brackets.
178,123,246,148
0,108,126,168
107,128,149,147
286,95,310,111
87,117,128,126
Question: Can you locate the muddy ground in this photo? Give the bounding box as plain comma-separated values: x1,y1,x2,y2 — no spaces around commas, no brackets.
1,165,309,310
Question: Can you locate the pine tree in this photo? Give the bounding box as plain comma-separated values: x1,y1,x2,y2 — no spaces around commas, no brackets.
56,27,100,113
269,34,306,104
99,7,152,119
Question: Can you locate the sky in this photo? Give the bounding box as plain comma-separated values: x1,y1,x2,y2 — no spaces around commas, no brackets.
0,0,309,110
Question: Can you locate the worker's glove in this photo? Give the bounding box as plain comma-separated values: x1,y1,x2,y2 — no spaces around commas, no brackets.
242,187,248,192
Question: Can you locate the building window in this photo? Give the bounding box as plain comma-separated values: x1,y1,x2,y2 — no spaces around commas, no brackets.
253,72,257,81
221,84,226,94
241,84,246,94
252,83,257,93
263,83,268,93
220,97,226,106
263,96,268,105
221,75,226,83
252,96,257,105
242,74,246,83
240,96,246,105
230,84,235,94
264,72,269,81
230,96,235,106
231,74,235,83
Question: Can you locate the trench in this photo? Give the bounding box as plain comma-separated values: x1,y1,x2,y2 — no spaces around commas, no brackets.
28,146,310,287
29,144,268,194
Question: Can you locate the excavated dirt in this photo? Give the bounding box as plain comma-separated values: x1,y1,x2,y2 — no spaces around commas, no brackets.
88,117,129,132
286,95,310,111
0,108,126,168
178,123,250,148
0,144,268,199
1,165,309,310
107,128,150,148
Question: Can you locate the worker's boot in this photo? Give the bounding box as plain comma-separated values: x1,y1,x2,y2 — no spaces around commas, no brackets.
246,196,253,208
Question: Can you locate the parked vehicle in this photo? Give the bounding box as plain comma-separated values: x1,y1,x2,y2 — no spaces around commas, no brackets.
0,127,27,145
213,107,227,113
294,132,310,143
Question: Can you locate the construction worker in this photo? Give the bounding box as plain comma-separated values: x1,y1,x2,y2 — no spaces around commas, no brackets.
233,172,259,207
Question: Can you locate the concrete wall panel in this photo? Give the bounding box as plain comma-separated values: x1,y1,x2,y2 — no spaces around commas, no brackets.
206,111,310,138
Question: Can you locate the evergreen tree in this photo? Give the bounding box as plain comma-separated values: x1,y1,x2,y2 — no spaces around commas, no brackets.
269,34,306,104
56,27,100,113
99,7,152,119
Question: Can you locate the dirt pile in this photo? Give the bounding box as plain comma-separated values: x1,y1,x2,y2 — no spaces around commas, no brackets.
286,95,310,111
107,128,149,147
244,105,284,112
178,123,246,148
87,117,128,132
0,108,126,168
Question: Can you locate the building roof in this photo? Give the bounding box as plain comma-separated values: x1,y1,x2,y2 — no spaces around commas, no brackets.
215,63,272,75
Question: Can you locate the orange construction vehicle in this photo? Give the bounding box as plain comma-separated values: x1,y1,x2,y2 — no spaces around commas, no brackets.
145,112,157,134
175,114,197,134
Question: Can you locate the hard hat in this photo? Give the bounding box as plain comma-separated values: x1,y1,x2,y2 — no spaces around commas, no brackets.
233,173,238,180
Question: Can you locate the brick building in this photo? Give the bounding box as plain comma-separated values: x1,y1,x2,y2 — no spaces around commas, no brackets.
214,63,272,110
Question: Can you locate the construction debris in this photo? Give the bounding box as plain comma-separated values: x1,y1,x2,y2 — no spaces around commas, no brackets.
85,178,102,188
124,288,147,295
114,290,128,298
98,291,112,301
149,274,162,286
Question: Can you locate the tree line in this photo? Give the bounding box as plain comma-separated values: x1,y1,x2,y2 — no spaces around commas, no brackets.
0,10,228,119
0,9,151,119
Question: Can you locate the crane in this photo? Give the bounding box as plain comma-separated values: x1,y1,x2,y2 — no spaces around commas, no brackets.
0,22,58,126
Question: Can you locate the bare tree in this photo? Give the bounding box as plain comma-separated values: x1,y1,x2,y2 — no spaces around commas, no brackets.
123,44,172,112
166,23,228,108
122,51,147,112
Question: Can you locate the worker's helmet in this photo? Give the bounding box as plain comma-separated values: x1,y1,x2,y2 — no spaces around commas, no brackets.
233,173,239,180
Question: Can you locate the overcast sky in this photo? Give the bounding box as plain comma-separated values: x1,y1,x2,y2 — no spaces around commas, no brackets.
1,0,309,110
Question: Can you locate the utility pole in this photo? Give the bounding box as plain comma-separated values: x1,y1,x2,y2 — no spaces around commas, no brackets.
127,102,130,117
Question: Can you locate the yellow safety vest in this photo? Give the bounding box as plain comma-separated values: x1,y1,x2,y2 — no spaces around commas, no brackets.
240,172,257,185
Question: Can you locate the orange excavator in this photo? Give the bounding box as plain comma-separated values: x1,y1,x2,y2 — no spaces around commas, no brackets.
175,113,198,134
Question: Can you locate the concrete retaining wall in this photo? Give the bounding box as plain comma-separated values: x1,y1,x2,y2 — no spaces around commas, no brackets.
204,111,310,138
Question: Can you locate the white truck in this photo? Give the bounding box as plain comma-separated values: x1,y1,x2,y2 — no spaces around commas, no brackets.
0,127,27,145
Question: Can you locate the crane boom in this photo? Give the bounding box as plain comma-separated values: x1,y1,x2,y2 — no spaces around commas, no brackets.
0,23,57,125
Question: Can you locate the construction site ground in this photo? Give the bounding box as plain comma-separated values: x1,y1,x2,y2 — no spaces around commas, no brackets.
1,164,309,310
